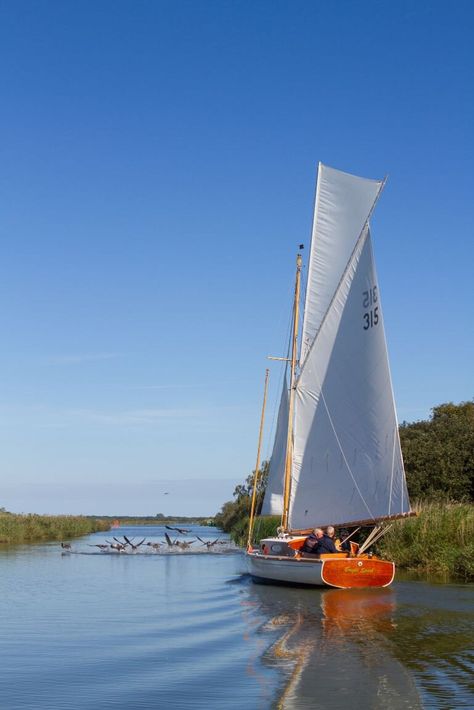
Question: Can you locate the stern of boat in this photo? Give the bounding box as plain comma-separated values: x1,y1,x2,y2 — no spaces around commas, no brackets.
320,556,395,588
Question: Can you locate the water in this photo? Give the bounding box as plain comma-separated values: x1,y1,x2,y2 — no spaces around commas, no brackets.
0,525,472,709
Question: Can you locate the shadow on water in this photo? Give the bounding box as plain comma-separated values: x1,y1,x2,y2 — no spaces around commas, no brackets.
241,577,474,709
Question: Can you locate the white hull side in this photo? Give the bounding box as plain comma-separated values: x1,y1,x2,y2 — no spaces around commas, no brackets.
246,553,325,586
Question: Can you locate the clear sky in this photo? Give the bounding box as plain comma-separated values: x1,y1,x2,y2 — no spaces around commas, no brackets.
0,0,472,516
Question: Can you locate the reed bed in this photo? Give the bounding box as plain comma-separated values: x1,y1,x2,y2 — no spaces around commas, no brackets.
230,515,280,546
378,501,474,581
0,513,110,544
231,503,473,581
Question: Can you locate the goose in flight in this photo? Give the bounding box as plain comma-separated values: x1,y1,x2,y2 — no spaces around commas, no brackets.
196,536,220,549
123,535,146,550
165,525,191,534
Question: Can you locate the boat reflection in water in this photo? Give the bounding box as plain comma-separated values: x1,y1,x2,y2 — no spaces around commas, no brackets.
247,582,422,709
321,587,396,637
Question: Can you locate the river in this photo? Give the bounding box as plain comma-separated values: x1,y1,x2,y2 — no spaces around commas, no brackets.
0,525,472,709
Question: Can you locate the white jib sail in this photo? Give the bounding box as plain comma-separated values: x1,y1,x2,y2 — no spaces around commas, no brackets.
289,228,410,530
301,163,384,365
261,375,289,516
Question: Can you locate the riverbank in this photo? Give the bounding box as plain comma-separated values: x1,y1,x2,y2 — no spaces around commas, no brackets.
0,512,110,544
378,501,474,581
220,502,474,582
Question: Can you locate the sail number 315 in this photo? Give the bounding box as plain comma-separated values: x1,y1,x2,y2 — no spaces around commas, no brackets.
362,286,378,330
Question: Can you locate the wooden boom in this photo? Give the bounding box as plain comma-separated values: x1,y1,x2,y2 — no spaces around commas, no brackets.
290,510,417,535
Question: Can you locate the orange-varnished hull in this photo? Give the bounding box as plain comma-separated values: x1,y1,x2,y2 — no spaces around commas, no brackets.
321,557,394,588
247,551,395,589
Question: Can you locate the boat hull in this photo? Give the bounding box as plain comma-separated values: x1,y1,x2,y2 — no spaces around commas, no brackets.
246,552,394,589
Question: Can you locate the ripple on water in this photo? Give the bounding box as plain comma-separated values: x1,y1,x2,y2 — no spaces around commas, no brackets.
1,531,473,709
0,530,281,709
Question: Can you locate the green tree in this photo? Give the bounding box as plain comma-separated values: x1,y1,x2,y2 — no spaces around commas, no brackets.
400,401,474,501
215,461,269,533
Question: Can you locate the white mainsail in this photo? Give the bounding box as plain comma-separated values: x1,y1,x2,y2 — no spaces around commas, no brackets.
301,163,385,365
289,166,410,529
261,376,289,516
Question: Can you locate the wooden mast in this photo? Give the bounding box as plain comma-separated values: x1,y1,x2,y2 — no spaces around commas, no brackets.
247,368,270,550
281,253,302,532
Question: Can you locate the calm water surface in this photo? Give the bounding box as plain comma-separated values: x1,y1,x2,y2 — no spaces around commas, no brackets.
0,525,472,709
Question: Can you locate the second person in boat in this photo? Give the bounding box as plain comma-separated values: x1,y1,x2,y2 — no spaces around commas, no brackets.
301,526,338,555
319,526,338,554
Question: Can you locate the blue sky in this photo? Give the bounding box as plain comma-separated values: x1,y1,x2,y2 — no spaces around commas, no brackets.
0,0,472,516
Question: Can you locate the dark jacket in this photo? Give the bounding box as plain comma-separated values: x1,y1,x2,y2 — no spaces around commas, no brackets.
315,534,337,554
301,533,320,554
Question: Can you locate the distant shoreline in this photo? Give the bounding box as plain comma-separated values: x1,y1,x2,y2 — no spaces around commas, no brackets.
0,512,215,545
89,515,214,526
0,513,109,545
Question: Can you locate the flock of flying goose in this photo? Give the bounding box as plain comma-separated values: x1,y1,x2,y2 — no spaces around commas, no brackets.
60,526,230,554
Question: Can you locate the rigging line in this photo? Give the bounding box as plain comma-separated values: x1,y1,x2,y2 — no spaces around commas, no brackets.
388,426,396,516
298,176,387,377
358,524,393,554
299,226,368,381
366,235,409,514
318,386,375,521
357,525,381,553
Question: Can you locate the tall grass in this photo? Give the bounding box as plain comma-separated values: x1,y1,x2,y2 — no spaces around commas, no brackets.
0,513,110,544
229,515,280,546
378,501,474,581
225,503,473,582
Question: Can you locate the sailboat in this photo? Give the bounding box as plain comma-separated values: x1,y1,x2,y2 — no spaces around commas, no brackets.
246,163,413,589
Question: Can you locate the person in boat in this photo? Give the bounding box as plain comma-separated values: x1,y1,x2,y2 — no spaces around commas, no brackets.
300,528,324,554
335,528,351,552
317,526,337,554
336,530,351,552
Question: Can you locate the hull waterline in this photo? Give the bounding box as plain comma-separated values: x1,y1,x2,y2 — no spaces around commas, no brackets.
246,552,395,589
